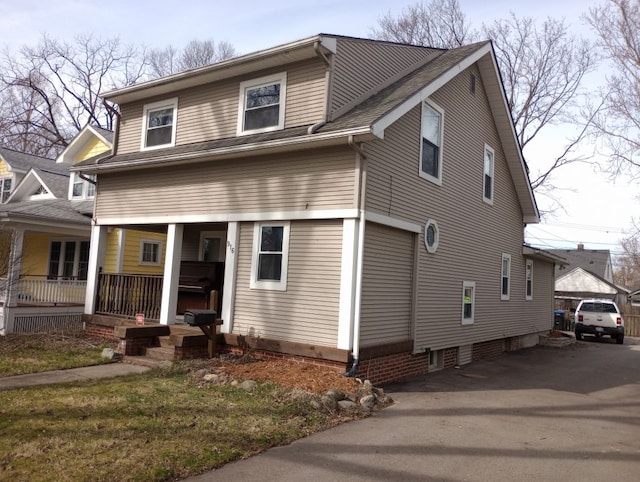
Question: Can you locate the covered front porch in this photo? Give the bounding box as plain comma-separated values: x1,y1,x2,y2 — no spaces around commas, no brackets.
85,222,231,327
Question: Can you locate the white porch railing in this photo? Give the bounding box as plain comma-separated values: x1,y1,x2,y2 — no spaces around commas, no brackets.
16,277,87,305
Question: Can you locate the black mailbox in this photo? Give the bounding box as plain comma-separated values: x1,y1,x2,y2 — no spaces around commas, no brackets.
184,309,217,326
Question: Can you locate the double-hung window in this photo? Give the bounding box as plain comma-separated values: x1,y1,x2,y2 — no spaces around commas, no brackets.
420,100,444,184
250,222,290,291
71,173,96,199
1,176,13,203
483,144,494,203
139,240,162,265
462,281,475,325
525,259,533,300
141,98,178,150
48,240,90,280
238,73,286,135
501,253,511,300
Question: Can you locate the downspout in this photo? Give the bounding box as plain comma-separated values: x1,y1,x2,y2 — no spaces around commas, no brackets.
344,134,367,377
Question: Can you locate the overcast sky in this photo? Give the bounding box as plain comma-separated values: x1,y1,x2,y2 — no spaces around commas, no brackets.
1,0,635,256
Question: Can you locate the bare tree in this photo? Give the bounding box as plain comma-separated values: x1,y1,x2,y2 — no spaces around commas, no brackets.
0,34,148,157
148,39,237,78
483,15,598,196
371,0,473,48
586,0,640,178
371,2,598,210
614,235,640,288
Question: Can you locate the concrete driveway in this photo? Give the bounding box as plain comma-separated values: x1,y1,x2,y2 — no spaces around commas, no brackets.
187,337,640,481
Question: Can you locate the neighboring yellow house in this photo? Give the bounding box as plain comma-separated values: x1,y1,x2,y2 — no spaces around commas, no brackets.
0,126,167,334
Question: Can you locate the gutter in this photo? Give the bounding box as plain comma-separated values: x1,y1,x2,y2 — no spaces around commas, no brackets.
344,135,367,377
71,127,375,174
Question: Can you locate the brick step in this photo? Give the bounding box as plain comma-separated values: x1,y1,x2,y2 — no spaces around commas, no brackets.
144,346,177,361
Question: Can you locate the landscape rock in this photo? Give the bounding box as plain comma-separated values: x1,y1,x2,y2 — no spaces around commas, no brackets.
325,388,348,401
203,373,221,383
337,400,358,411
359,394,376,412
101,348,122,361
240,380,258,392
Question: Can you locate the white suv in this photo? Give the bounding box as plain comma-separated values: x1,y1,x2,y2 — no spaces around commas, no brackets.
574,299,625,345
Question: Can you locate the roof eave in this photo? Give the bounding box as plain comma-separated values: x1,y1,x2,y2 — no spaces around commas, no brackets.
104,35,337,105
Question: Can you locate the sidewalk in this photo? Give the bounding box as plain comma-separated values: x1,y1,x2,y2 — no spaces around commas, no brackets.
0,363,150,391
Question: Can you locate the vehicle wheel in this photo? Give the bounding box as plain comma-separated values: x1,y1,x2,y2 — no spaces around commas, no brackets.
616,335,624,345
575,330,582,341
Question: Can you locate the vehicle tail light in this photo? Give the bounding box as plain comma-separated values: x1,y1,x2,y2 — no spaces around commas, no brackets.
578,314,583,322
616,317,622,325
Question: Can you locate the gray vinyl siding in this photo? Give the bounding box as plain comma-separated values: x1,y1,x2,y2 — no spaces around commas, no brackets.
331,37,440,115
232,219,342,346
360,222,414,347
364,63,551,351
117,58,327,154
95,147,357,220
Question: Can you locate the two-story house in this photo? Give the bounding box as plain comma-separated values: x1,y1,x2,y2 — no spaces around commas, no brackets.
75,35,560,383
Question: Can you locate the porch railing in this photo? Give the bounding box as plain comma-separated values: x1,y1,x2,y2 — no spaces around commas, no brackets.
96,273,163,320
16,277,87,305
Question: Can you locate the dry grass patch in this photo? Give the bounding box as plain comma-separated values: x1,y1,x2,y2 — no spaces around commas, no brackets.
0,365,352,481
0,333,117,377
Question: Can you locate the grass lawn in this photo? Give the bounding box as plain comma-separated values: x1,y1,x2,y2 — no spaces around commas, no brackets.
0,365,342,481
0,334,116,377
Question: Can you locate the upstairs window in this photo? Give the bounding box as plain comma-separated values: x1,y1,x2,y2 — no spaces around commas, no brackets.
238,73,286,135
483,144,495,204
141,98,178,150
71,173,96,199
420,100,444,184
1,177,13,203
250,222,290,291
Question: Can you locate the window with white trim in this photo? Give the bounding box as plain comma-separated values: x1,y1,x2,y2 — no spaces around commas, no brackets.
250,222,290,291
420,100,444,184
424,219,439,253
48,240,90,280
141,98,178,150
501,253,511,300
238,73,286,135
525,259,533,300
139,239,162,265
71,173,96,199
1,176,13,203
483,144,494,204
462,281,475,325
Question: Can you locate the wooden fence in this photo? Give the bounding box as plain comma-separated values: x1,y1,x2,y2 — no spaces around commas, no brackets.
620,304,640,337
96,273,163,320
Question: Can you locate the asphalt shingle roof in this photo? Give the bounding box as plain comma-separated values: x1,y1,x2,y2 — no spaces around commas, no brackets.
0,198,93,224
0,147,67,174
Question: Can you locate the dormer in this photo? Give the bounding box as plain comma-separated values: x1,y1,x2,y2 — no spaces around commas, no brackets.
56,125,113,201
0,147,58,203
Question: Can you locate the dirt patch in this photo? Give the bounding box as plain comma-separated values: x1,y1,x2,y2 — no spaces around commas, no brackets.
211,357,362,395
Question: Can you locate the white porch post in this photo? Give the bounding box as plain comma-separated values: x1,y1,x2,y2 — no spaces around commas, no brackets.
337,219,358,350
220,222,239,334
5,228,24,309
84,224,107,315
160,223,183,325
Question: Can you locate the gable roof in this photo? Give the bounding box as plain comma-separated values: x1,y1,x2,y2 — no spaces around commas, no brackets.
0,198,93,226
0,147,62,174
76,34,538,223
549,247,612,281
57,125,113,165
555,266,619,297
6,167,70,202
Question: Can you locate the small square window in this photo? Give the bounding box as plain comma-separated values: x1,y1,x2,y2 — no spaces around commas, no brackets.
238,73,287,135
420,100,443,184
139,240,162,265
71,173,96,200
462,281,475,325
141,98,178,150
250,222,290,291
